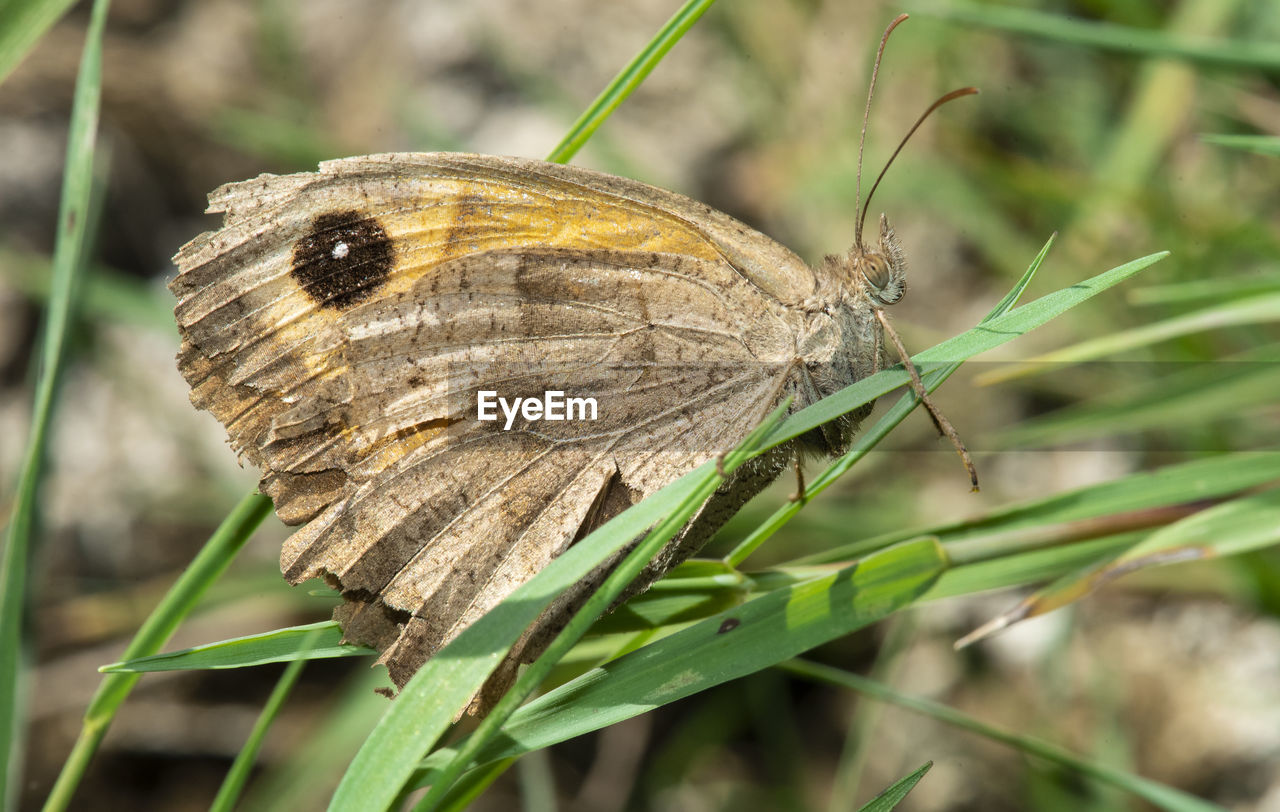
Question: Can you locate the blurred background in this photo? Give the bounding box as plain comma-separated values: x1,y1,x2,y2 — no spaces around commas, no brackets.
2,0,1279,809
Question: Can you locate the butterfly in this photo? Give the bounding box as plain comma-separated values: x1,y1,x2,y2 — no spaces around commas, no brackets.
169,15,974,712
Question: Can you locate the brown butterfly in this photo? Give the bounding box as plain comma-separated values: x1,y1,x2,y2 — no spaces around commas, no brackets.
169,15,975,711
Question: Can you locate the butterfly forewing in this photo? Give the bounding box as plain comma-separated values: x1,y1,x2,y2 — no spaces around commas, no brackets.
170,153,818,698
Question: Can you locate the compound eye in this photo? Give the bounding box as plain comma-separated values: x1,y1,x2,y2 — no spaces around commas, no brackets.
863,255,890,292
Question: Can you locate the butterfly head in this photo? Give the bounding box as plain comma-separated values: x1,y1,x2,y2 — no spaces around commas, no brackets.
852,213,906,307
845,14,972,311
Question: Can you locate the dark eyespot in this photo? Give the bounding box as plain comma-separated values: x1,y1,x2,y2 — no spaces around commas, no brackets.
292,211,394,310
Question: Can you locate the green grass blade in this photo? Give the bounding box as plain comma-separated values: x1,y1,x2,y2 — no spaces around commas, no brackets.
805,452,1280,566
99,621,370,673
1201,134,1280,156
766,251,1167,447
924,1,1280,71
0,245,177,332
404,537,945,792
958,487,1280,646
434,758,516,812
41,492,272,812
240,672,390,812
727,239,1165,567
1,0,108,806
997,349,1280,447
927,532,1144,601
978,487,1280,631
977,291,1280,384
1118,486,1280,561
412,408,791,810
1127,273,1280,306
329,409,786,811
781,660,1225,812
209,629,325,812
857,761,932,812
0,0,79,85
544,0,717,164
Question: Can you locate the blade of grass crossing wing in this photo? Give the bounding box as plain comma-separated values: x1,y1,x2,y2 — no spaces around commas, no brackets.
412,409,790,810
402,537,946,794
330,407,787,812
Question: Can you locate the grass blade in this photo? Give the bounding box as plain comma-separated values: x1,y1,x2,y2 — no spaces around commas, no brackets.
925,1,1280,71
805,452,1280,566
0,246,177,332
996,348,1280,447
412,409,792,810
41,492,272,812
781,660,1225,812
405,537,945,791
100,621,369,673
239,672,390,812
0,0,79,85
544,0,717,164
767,250,1167,446
857,761,932,812
962,487,1280,646
976,291,1280,385
1,0,108,806
209,630,324,812
1127,273,1280,305
1201,134,1280,155
329,408,786,811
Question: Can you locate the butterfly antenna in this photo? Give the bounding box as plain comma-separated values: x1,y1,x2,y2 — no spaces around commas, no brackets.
854,13,909,247
858,86,979,241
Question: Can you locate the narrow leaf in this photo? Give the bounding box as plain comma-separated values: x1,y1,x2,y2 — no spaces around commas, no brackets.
544,0,718,164
406,537,946,788
857,762,933,812
1201,134,1280,156
100,621,370,673
782,660,1226,812
926,2,1280,71
958,488,1280,646
976,291,1280,385
0,0,79,85
5,1,108,806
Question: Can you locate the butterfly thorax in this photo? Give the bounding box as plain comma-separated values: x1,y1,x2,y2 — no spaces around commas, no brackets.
790,213,908,456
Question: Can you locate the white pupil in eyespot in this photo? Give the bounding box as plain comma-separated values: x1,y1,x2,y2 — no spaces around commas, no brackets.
332,242,350,259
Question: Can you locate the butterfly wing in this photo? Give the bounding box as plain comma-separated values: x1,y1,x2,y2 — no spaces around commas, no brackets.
171,153,817,696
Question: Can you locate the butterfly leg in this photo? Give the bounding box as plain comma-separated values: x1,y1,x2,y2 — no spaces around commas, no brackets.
787,452,807,503
875,309,979,491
